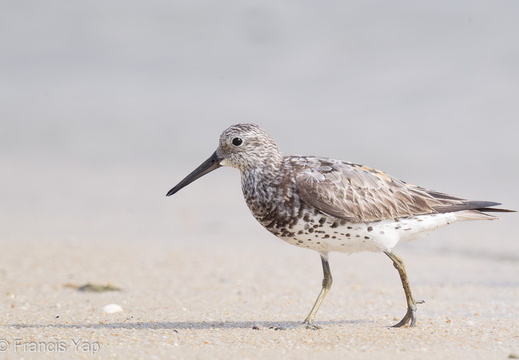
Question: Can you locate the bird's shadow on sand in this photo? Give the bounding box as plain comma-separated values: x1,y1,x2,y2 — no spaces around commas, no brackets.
7,319,368,331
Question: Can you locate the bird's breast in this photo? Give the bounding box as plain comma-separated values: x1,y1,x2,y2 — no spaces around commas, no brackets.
241,168,306,235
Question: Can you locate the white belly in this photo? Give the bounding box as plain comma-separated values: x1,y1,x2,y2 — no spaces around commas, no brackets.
279,212,461,253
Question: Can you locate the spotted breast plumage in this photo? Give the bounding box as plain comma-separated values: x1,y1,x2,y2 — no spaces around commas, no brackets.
166,123,514,329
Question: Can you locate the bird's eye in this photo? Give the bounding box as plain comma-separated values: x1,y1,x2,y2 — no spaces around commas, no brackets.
232,137,243,146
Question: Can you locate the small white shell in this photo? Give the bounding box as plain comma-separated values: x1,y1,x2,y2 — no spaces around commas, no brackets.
102,304,123,313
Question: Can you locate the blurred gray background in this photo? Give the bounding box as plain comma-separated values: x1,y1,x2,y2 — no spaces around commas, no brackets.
1,1,518,257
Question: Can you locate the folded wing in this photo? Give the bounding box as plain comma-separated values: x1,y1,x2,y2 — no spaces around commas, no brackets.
294,157,505,223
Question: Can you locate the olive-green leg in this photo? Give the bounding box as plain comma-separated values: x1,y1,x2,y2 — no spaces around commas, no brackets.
384,251,423,327
302,253,333,329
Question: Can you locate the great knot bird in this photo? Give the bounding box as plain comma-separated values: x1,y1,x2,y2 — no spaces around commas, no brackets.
167,123,514,329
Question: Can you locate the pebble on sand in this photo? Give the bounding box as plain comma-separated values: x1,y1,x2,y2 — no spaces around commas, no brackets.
102,304,123,314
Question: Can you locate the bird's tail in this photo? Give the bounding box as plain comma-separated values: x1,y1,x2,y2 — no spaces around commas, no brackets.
454,203,516,221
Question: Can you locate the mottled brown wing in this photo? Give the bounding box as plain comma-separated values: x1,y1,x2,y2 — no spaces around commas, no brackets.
294,158,452,223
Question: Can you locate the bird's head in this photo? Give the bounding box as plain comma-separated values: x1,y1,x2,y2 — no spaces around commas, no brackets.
166,123,282,196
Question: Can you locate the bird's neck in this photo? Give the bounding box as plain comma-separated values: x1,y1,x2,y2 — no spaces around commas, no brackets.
241,157,284,207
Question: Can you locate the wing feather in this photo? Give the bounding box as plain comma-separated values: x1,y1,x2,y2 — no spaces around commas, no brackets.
293,157,499,223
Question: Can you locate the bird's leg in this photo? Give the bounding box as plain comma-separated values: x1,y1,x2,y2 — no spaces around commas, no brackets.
302,253,333,330
384,251,422,327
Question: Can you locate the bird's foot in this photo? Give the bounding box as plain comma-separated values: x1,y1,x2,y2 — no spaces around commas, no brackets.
300,321,321,330
391,300,424,328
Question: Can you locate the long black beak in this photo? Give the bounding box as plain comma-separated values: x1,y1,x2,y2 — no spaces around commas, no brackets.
166,151,223,196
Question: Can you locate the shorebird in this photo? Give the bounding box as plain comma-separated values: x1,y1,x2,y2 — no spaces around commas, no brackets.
166,123,513,329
